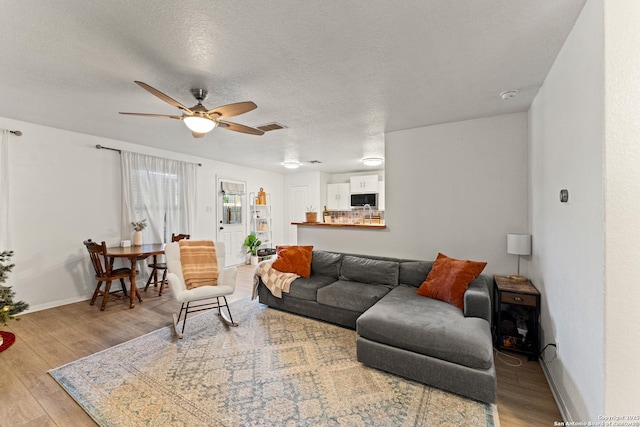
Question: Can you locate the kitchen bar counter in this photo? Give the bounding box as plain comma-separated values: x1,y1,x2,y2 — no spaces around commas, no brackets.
291,222,386,229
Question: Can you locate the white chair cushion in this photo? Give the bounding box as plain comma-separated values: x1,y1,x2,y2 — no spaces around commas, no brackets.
169,284,236,304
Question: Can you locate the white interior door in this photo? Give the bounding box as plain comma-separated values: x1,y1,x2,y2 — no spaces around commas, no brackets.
217,178,247,266
289,185,309,245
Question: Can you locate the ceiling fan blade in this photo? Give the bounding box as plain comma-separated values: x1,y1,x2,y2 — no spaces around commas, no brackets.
134,81,193,114
208,101,257,119
119,112,183,120
191,131,206,138
218,120,265,135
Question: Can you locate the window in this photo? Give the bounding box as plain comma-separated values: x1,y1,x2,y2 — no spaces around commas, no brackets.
222,194,242,225
130,169,179,241
220,180,245,226
121,152,196,243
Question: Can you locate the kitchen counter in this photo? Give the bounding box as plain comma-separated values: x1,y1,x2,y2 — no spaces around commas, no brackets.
291,222,386,229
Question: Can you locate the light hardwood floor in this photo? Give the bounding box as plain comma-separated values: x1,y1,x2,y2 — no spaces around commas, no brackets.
0,265,562,426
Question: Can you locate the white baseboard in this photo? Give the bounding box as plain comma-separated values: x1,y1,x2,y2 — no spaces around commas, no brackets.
540,355,573,423
20,296,90,315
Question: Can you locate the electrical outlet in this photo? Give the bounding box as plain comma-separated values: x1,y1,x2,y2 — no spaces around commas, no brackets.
541,341,559,362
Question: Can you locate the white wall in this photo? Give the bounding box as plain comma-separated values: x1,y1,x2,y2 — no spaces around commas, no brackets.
602,0,640,414
282,171,327,244
529,0,605,420
0,116,283,312
298,112,529,276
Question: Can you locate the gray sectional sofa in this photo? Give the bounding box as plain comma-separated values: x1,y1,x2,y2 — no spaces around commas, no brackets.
256,250,496,404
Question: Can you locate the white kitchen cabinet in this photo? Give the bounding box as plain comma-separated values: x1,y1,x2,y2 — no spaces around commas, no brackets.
350,175,379,193
327,183,351,210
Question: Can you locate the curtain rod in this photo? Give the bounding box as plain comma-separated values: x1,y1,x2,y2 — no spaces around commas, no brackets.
95,144,202,166
1,128,23,136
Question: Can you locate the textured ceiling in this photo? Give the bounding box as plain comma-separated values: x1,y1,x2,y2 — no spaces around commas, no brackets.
0,1,585,174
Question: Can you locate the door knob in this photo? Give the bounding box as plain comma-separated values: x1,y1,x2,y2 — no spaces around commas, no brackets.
219,226,224,230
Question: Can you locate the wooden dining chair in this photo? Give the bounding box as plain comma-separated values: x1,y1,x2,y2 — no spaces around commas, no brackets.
83,239,138,311
144,233,190,295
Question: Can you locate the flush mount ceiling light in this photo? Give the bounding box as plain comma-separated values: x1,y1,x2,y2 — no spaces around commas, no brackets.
362,157,384,167
183,115,217,133
283,161,300,169
499,90,518,101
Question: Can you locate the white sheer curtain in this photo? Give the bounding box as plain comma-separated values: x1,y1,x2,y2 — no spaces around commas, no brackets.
0,130,9,250
120,151,197,244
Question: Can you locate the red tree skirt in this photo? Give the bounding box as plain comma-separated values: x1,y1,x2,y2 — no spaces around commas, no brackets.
0,331,16,352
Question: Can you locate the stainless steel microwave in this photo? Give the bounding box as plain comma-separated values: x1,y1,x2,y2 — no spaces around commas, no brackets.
350,193,377,208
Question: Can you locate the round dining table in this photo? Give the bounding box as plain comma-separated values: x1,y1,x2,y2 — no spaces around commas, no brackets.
106,243,165,308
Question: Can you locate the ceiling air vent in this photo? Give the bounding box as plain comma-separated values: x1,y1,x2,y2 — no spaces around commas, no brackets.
256,122,287,132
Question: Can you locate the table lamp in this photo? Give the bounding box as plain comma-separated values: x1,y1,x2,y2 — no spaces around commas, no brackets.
507,233,531,281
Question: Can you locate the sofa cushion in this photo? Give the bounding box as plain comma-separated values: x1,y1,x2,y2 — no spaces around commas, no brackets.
272,246,314,278
317,280,391,313
357,285,493,370
311,251,343,278
416,253,487,310
287,275,337,301
339,256,399,287
399,261,433,287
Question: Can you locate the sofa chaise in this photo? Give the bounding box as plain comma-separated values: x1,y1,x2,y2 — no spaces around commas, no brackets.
256,249,496,403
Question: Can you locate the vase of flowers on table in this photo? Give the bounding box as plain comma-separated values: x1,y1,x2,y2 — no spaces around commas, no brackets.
131,219,147,246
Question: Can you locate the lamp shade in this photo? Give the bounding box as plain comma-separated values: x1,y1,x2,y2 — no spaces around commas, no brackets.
507,233,531,256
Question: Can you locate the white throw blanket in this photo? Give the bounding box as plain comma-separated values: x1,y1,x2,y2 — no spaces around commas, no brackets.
252,259,299,299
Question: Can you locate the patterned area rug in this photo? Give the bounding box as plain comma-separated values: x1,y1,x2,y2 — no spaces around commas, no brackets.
50,298,498,426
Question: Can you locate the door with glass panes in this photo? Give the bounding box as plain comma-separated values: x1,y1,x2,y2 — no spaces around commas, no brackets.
218,178,248,265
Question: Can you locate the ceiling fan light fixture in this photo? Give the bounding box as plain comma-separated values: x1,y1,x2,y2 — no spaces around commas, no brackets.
183,116,217,133
283,161,300,169
362,157,384,167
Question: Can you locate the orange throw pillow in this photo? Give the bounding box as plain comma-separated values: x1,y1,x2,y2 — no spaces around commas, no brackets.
271,246,314,278
416,253,487,310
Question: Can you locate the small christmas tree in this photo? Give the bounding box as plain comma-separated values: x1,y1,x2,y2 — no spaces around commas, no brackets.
0,250,29,326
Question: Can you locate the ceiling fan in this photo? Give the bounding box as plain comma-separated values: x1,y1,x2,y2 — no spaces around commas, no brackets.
119,81,265,138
